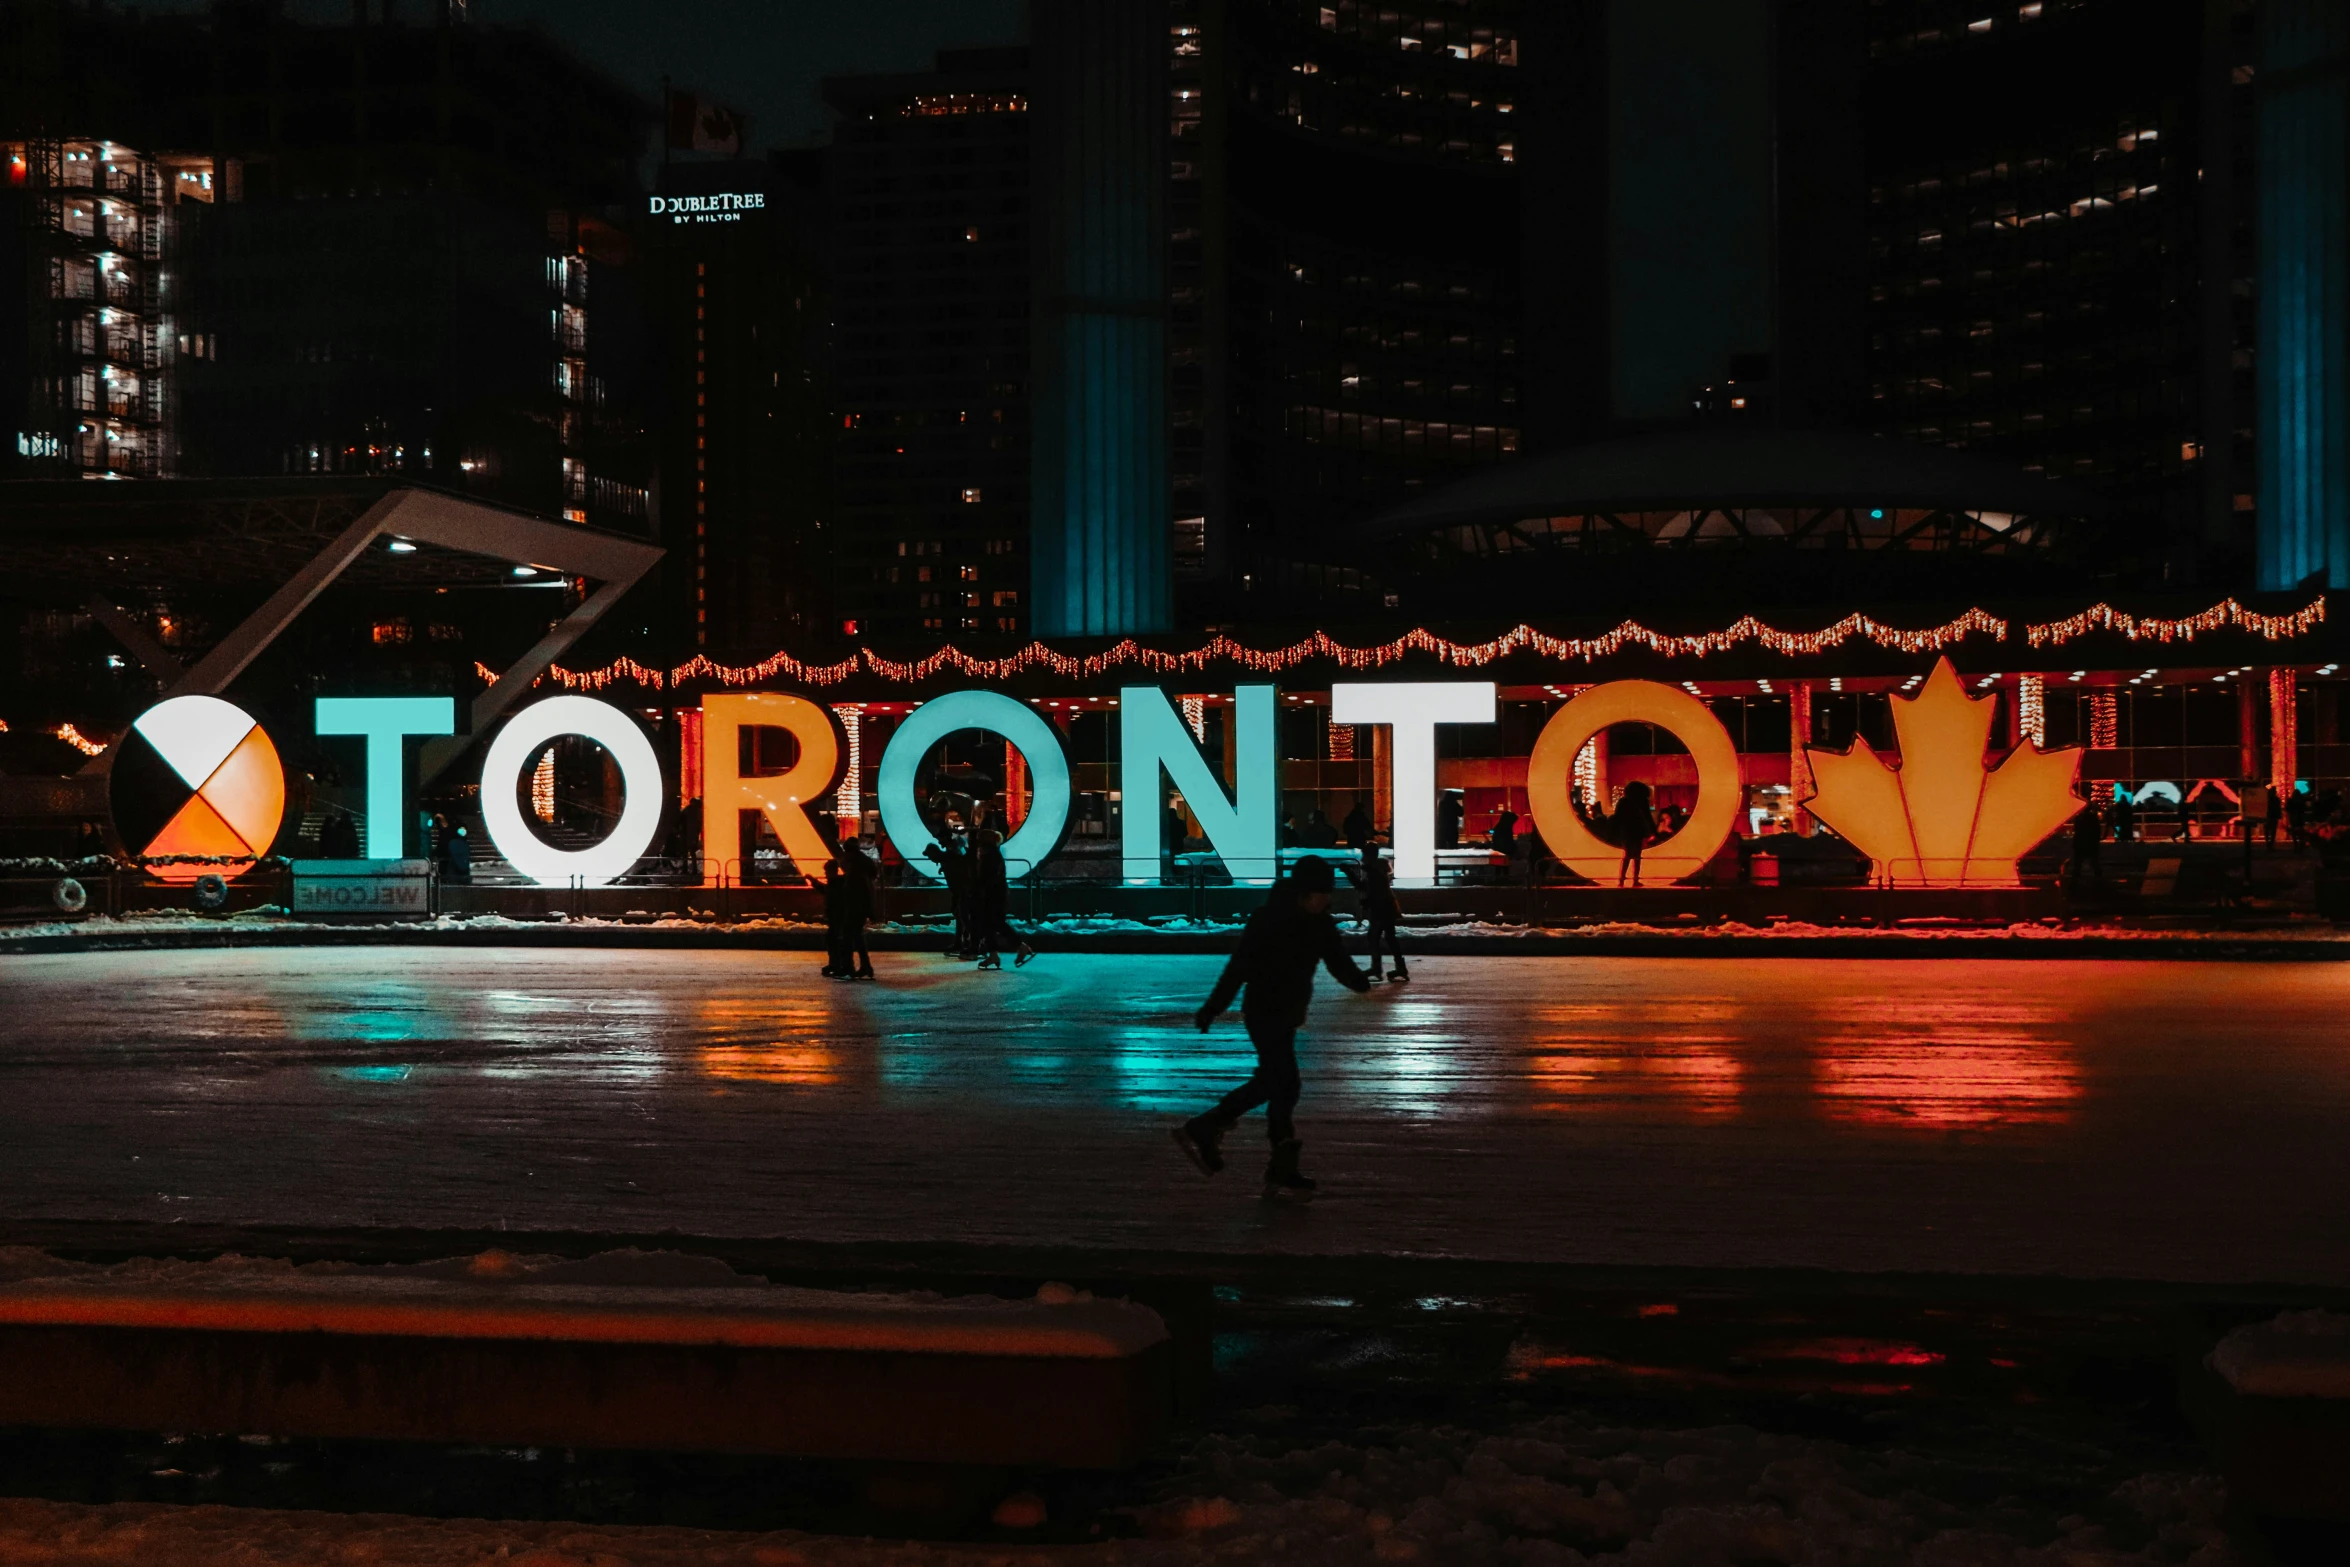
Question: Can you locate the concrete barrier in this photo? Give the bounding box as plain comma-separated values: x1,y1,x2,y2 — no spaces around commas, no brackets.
0,1252,1171,1469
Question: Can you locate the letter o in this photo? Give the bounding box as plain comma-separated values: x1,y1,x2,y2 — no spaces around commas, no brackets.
1526,681,1743,885
877,690,1071,882
480,696,665,887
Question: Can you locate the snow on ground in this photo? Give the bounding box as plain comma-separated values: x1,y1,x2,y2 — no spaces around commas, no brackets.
0,1421,2242,1566
4,906,2344,948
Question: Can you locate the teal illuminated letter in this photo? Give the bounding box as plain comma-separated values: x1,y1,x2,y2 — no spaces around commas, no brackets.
876,690,1073,882
315,696,455,858
1121,685,1277,885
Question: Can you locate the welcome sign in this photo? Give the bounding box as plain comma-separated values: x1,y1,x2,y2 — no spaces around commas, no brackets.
113,657,2082,892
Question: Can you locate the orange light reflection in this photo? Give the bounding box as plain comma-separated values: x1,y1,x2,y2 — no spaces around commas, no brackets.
695,998,840,1085
1524,1004,1742,1120
1814,1000,2080,1129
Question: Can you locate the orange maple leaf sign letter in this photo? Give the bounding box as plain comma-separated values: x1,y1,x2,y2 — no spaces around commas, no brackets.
1802,656,2083,887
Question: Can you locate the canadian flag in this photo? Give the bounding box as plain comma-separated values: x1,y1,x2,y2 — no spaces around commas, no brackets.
667,90,746,156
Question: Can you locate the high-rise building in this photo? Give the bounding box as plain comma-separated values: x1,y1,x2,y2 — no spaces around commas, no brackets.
1,137,213,478
820,5,1534,636
3,2,657,532
1859,0,2248,581
1030,0,1171,637
2255,0,2348,590
646,154,830,655
1180,0,1527,617
822,48,1035,642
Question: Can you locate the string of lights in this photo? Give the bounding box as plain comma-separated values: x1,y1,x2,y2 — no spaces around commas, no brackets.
503,608,2014,692
53,723,106,756
471,594,2328,695
2023,597,2327,648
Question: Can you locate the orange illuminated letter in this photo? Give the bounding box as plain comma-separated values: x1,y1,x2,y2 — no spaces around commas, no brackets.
699,693,842,885
1525,682,1742,885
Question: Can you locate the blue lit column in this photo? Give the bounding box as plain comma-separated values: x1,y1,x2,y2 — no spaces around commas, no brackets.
1030,0,1173,636
2257,0,2350,590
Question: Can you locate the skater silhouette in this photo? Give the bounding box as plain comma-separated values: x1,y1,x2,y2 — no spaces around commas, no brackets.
1174,857,1371,1199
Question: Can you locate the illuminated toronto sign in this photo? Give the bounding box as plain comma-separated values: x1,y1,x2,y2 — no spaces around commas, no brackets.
114,656,2082,892
315,697,454,857
698,692,843,879
1805,656,2082,886
649,192,765,224
1121,684,1277,884
108,695,286,882
1526,681,1741,884
879,689,1072,881
477,695,665,887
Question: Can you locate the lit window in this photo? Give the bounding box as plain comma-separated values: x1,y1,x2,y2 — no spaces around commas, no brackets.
961,487,982,503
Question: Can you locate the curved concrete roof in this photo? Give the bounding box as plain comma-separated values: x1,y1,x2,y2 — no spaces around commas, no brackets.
1367,426,2106,536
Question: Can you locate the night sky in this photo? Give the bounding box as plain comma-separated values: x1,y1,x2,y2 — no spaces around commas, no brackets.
152,0,1029,152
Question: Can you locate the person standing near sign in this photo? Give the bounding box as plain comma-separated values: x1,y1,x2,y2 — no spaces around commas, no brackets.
925,806,974,957
1613,780,1656,887
967,803,1035,970
1174,857,1372,1199
1348,842,1408,983
1490,805,1518,858
837,831,878,979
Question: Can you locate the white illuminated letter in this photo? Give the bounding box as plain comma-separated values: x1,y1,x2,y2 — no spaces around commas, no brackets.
479,696,665,887
875,690,1072,882
1120,686,1277,884
315,696,454,858
1330,681,1496,885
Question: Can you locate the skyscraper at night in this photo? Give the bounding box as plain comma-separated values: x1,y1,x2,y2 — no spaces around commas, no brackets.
823,47,1034,641
647,154,830,654
1859,0,2250,583
2,1,656,533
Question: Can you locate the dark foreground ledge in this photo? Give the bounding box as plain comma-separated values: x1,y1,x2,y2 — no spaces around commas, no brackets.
0,1252,1171,1470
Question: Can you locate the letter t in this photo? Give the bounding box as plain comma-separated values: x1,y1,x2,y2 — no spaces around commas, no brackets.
315,697,455,858
1330,682,1496,884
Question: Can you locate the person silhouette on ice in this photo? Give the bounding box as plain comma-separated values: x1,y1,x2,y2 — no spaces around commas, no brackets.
1173,856,1371,1199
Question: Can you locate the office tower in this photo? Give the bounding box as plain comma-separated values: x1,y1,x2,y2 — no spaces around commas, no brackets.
1184,0,1527,617
823,49,1034,642
3,2,656,530
1030,0,1172,636
2256,0,2348,589
1861,0,2246,579
648,154,830,654
1,137,213,478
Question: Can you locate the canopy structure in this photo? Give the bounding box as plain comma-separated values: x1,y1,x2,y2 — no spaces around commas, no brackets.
0,479,662,786
1352,427,2118,617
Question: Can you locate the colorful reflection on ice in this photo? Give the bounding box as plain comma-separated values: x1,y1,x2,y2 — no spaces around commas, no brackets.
1813,997,2080,1129
694,998,840,1086
1525,1002,1743,1120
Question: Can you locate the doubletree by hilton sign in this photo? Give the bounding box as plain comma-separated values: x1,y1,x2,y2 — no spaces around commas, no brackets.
111,658,2084,891
648,192,765,224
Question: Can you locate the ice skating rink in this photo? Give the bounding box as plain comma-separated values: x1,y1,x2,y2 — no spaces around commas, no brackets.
7,946,2349,1284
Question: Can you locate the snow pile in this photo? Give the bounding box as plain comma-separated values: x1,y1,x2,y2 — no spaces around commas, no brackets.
1130,1419,2240,1566
2208,1307,2350,1398
10,906,2345,948
0,1428,2241,1565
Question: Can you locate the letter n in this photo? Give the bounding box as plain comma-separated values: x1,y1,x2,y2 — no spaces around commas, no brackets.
1120,686,1277,885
